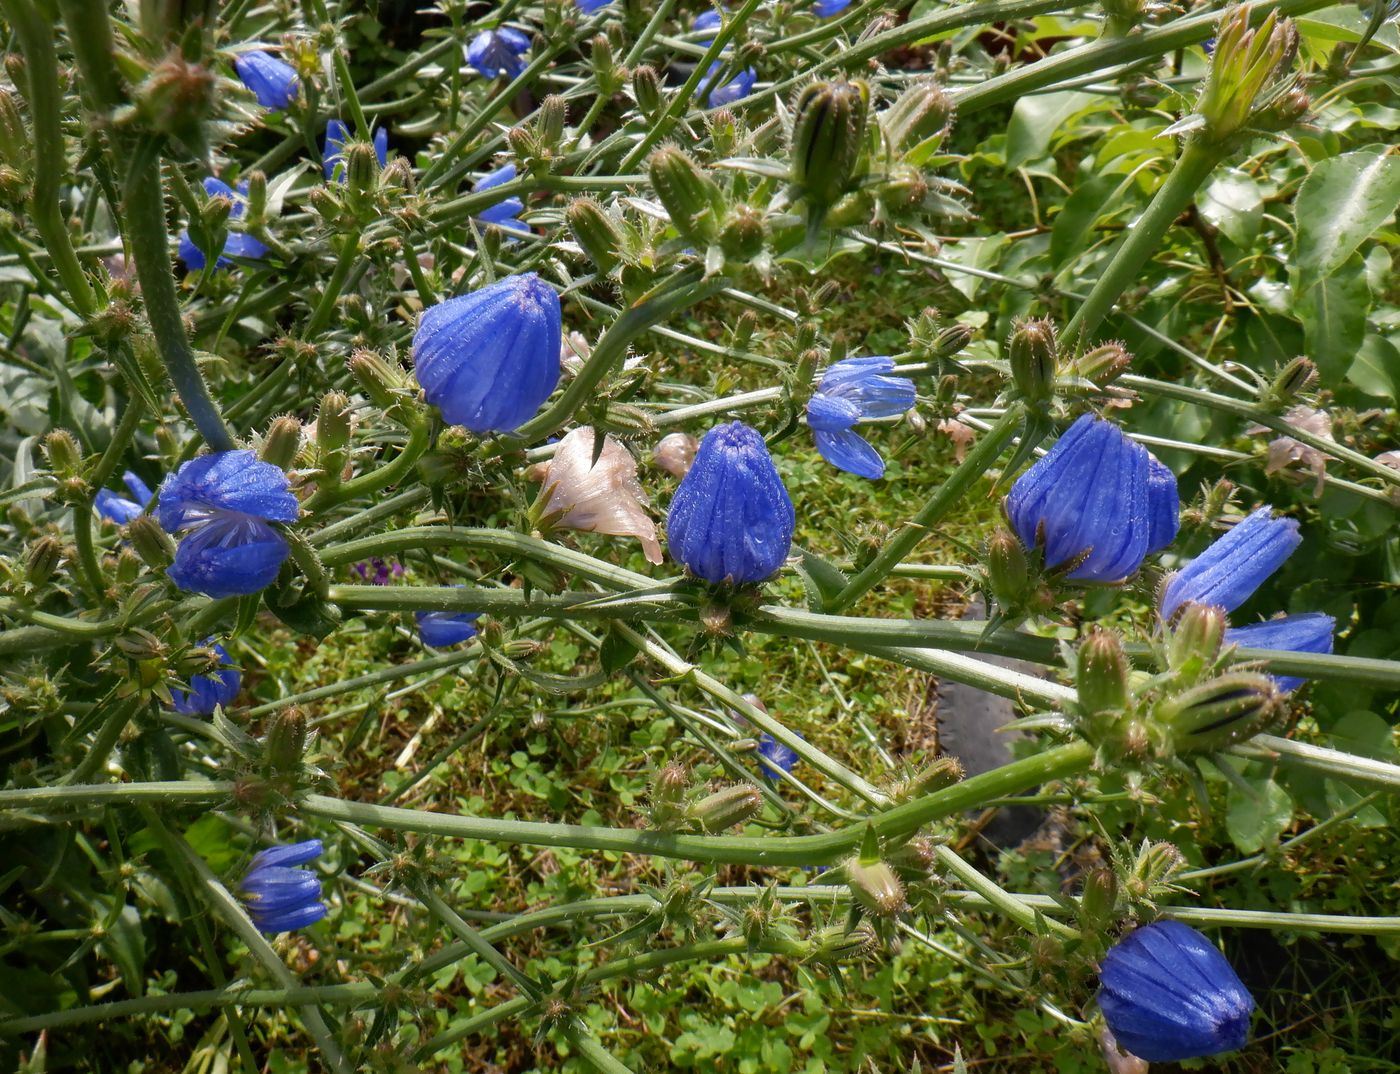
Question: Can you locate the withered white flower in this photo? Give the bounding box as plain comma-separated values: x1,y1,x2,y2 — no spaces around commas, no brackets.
1250,405,1333,496
653,432,698,476
539,427,662,564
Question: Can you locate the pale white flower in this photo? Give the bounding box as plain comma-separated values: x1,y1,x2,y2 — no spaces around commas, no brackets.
1250,405,1333,496
1098,1026,1148,1074
539,427,662,564
653,432,698,477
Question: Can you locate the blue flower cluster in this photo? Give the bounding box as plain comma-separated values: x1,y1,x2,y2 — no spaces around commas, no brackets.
1099,920,1255,1062
1161,507,1333,691
233,50,300,111
467,27,532,81
178,178,269,272
806,356,916,479
757,733,800,780
240,840,328,934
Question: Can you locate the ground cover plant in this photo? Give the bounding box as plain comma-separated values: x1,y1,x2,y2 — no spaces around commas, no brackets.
1,0,1399,1070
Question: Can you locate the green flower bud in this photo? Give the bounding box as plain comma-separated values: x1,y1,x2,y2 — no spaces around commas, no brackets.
1167,601,1227,683
881,80,954,153
791,79,869,209
538,94,567,150
688,784,762,832
136,52,216,151
1008,317,1058,405
1073,341,1131,386
263,706,308,777
721,204,767,261
590,35,623,94
350,349,409,412
632,65,662,118
846,858,906,917
985,528,1031,609
24,536,63,588
126,515,175,570
653,761,690,807
1126,840,1184,901
1075,628,1130,733
887,836,937,882
242,169,268,224
316,390,353,476
0,87,31,178
345,140,381,204
891,757,963,802
1151,671,1283,753
44,430,83,478
1077,867,1118,931
260,416,303,470
1195,8,1300,145
648,146,726,247
706,108,740,158
565,197,622,274
935,323,974,359
810,921,876,963
1267,357,1318,404
876,164,929,213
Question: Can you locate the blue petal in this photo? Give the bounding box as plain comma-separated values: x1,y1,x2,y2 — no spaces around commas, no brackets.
1159,508,1302,619
576,0,613,10
812,0,852,14
416,610,482,647
323,118,351,180
703,63,756,107
232,51,300,111
667,421,795,584
757,733,800,779
1225,613,1333,693
123,471,155,505
473,164,524,226
816,356,916,420
96,489,144,525
806,392,860,433
250,839,324,871
374,126,389,167
178,231,209,272
467,29,531,80
1144,454,1180,554
166,518,290,598
814,428,885,479
250,901,327,934
170,642,241,715
157,451,299,531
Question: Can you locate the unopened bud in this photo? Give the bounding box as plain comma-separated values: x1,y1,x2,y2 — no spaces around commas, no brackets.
1268,357,1317,403
720,203,766,260
881,80,954,152
24,536,62,587
1075,628,1130,732
137,53,216,148
689,784,762,832
350,349,408,411
936,322,975,359
653,432,698,477
985,528,1030,610
877,164,929,212
590,35,621,92
887,836,937,882
1127,841,1184,900
538,94,567,149
242,169,268,222
263,707,308,776
654,761,690,805
648,145,726,247
791,79,869,209
1167,601,1227,682
344,141,380,203
126,515,175,570
846,858,906,917
44,430,83,478
632,65,662,117
892,757,963,801
1077,867,1118,931
316,390,353,466
0,87,30,177
565,197,622,274
1008,317,1058,404
1074,341,1131,385
810,921,876,963
382,156,414,193
1152,671,1283,753
260,416,302,469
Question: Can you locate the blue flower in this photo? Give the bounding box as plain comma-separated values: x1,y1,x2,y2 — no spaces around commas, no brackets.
416,610,482,647
1006,413,1179,583
1225,613,1334,693
1098,920,1254,1063
757,733,800,780
467,28,531,80
178,178,269,272
412,273,562,435
812,0,852,15
576,0,613,10
157,450,299,598
667,421,795,584
806,356,915,479
692,8,725,42
701,61,756,107
232,50,300,111
95,471,154,524
170,640,241,715
1159,508,1301,620
239,840,328,934
323,119,389,181
472,163,525,229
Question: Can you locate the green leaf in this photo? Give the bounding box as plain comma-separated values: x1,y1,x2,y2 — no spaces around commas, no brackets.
1005,91,1098,169
1050,173,1120,266
1226,776,1293,853
1296,259,1370,386
1294,148,1400,293
1199,169,1262,248
1345,335,1400,403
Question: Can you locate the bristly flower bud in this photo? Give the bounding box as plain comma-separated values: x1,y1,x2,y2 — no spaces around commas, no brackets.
349,349,409,413
985,528,1032,609
565,197,622,274
537,94,567,149
720,203,767,260
1194,7,1301,144
881,80,954,153
344,140,381,201
1077,867,1118,932
263,706,308,778
1008,317,1058,405
316,390,353,480
1075,628,1131,741
791,79,869,210
242,169,268,224
887,836,937,882
1150,671,1284,754
1126,840,1185,902
846,859,907,917
891,757,963,802
136,52,217,151
24,535,63,588
936,323,975,360
590,35,624,94
688,784,763,832
1266,356,1317,405
0,87,31,179
1167,602,1227,684
260,416,303,470
126,515,176,570
648,145,727,247
810,921,876,964
44,430,83,479
632,64,662,118
1073,341,1132,386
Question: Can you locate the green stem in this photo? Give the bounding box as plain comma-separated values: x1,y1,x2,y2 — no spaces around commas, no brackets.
303,236,361,341
63,696,142,785
123,138,236,451
331,49,370,139
1063,139,1223,346
1,0,99,316
828,405,1025,611
71,502,106,600
304,420,431,513
562,1023,640,1074
934,845,1079,938
283,530,332,599
417,887,541,999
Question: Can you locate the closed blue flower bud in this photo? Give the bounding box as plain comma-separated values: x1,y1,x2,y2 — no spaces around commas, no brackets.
158,450,299,598
757,733,800,780
323,119,388,181
412,273,562,434
1006,413,1178,583
667,421,795,584
702,61,756,107
1159,508,1301,620
232,50,300,111
1098,920,1254,1063
472,163,525,229
416,609,482,647
170,639,241,715
240,839,328,934
806,356,916,479
812,0,852,15
178,178,268,272
96,470,154,524
1225,612,1334,693
692,8,725,43
467,27,531,81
